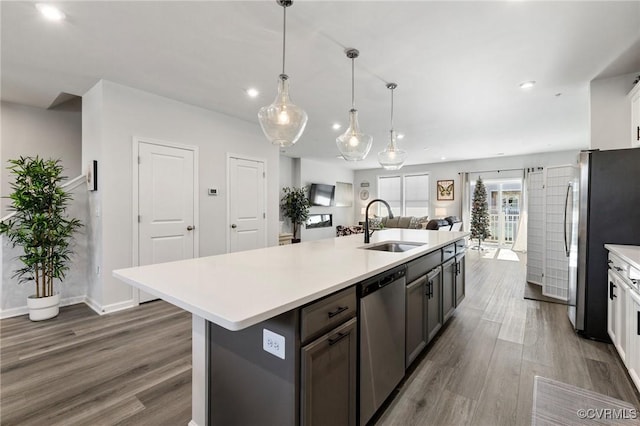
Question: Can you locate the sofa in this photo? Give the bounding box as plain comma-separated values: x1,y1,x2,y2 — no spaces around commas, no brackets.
336,215,462,236
336,215,429,237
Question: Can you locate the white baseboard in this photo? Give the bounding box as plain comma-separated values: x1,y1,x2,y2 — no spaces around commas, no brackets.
101,299,137,314
85,296,137,315
188,421,200,426
0,295,87,319
84,295,103,315
1,296,139,319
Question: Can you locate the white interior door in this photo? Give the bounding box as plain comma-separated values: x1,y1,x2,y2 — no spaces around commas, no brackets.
138,142,196,302
228,157,266,253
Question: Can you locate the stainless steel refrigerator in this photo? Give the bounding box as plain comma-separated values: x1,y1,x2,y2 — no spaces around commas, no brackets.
567,148,640,341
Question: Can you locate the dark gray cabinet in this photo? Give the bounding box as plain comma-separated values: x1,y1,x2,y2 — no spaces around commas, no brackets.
405,275,427,367
442,259,456,322
426,267,442,342
301,317,357,426
455,252,466,306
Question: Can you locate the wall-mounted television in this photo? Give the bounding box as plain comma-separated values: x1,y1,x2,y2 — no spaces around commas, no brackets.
309,183,335,206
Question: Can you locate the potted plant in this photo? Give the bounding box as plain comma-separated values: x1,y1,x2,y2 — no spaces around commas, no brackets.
0,156,82,321
280,186,310,243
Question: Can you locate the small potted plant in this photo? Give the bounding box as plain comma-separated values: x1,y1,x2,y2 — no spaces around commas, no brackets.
280,186,310,243
0,156,82,321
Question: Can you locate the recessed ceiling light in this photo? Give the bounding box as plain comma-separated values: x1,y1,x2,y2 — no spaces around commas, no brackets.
441,156,447,161
496,153,505,156
36,3,66,21
332,123,342,131
397,133,405,140
519,80,536,89
246,88,259,98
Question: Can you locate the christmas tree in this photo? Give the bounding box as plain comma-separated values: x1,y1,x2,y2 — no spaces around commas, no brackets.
470,177,491,249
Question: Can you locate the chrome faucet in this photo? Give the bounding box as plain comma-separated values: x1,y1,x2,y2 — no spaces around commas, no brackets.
364,199,394,244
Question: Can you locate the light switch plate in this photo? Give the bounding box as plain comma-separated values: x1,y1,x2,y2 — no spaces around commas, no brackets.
263,329,285,360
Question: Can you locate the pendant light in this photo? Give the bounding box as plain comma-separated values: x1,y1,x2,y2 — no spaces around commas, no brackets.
378,83,407,170
258,0,308,147
336,48,373,161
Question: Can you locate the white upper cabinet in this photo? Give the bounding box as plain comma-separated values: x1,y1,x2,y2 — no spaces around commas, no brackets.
630,80,640,148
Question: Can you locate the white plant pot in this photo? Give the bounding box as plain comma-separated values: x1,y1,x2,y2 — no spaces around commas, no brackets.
27,293,60,321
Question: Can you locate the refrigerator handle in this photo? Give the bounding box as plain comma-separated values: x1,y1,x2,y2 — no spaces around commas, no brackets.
563,182,572,257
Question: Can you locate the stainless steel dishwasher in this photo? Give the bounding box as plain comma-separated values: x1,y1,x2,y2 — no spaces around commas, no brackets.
359,265,406,426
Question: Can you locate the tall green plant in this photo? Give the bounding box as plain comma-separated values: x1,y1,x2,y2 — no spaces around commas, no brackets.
470,177,491,248
280,186,310,240
0,157,82,298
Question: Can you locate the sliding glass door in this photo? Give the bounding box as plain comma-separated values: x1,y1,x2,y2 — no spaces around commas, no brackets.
471,178,522,248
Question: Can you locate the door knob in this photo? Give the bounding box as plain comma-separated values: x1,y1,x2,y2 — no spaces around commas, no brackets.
231,224,237,229
187,225,195,231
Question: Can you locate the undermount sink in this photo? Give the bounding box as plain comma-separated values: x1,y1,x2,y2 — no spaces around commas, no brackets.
361,241,426,253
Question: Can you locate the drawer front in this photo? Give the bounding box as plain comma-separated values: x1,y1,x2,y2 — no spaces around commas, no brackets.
406,250,441,283
609,253,629,277
301,287,356,343
455,239,466,254
442,244,456,262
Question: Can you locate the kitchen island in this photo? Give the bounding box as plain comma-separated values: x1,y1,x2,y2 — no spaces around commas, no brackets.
114,229,469,426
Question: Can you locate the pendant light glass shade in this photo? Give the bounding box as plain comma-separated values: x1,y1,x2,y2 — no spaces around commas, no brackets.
337,109,373,161
258,0,307,147
378,130,407,170
378,82,406,170
336,48,372,161
258,75,308,147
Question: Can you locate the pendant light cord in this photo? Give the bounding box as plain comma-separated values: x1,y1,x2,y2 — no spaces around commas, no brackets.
390,87,394,131
282,5,287,76
351,57,355,109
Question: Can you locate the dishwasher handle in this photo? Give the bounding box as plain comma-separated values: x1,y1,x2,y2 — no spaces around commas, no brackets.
361,266,406,297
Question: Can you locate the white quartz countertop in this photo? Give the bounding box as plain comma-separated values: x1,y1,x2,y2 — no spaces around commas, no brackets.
114,229,469,331
605,244,640,271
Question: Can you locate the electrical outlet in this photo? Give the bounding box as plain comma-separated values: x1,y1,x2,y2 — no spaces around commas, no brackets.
263,329,285,360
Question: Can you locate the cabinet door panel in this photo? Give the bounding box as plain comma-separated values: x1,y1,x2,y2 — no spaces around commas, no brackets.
455,254,466,306
426,269,442,342
406,276,427,367
608,272,618,344
442,259,456,323
301,317,357,426
617,280,628,363
627,291,640,392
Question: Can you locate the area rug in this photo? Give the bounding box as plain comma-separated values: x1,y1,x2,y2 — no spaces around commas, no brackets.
524,282,568,305
532,376,640,426
496,249,520,262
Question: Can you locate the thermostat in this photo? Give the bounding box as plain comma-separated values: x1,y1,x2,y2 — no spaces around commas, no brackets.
208,188,218,196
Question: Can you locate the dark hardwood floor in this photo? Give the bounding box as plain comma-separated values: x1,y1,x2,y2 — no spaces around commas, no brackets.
0,300,192,425
379,249,640,425
1,249,637,425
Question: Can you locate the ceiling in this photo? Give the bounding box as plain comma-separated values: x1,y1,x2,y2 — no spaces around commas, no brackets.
2,1,640,170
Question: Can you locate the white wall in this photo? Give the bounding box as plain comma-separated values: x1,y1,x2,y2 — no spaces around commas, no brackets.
299,158,354,241
590,71,639,150
82,83,105,309
353,150,580,224
83,80,280,312
1,101,82,215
